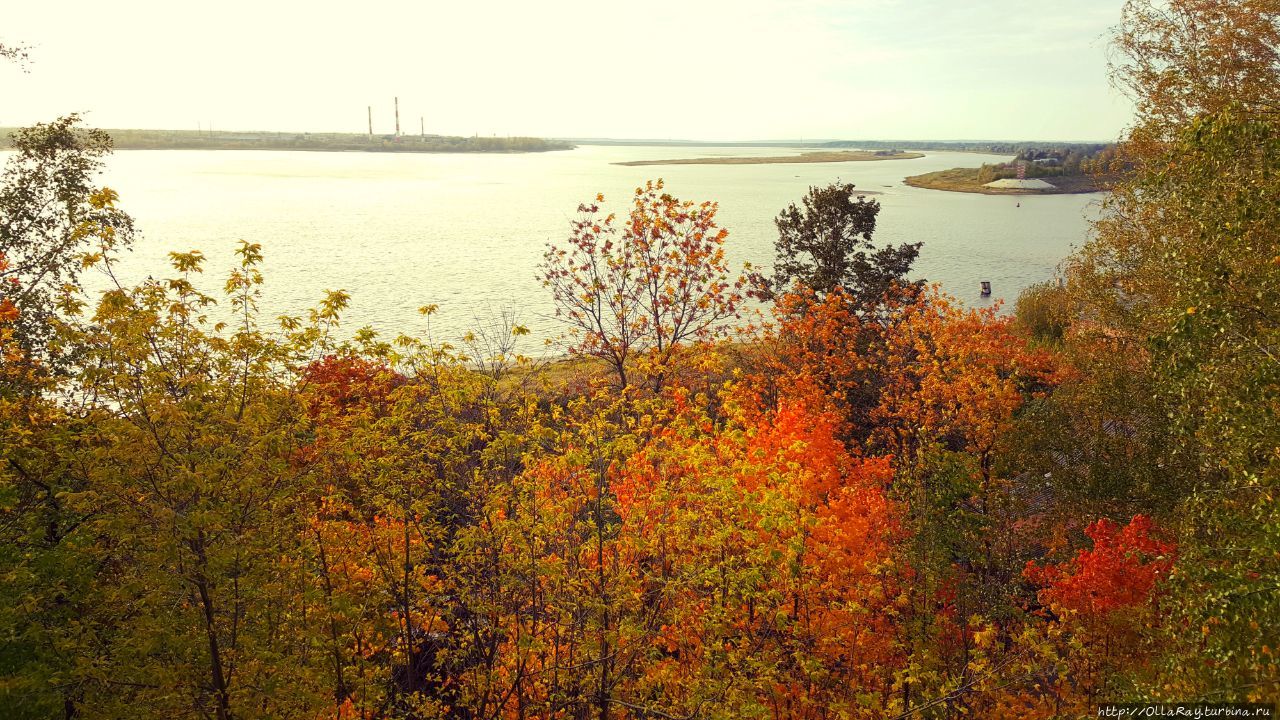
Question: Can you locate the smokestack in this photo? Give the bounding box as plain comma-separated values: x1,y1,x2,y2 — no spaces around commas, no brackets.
367,106,372,136
395,97,400,136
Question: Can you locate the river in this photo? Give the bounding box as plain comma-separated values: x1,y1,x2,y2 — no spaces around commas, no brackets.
84,145,1102,345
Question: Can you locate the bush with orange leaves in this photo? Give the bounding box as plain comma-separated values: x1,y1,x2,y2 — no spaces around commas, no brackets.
1013,515,1177,710
1025,515,1175,617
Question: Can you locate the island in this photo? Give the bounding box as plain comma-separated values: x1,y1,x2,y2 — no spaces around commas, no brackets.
903,145,1127,194
904,167,1115,194
0,128,575,154
613,150,924,167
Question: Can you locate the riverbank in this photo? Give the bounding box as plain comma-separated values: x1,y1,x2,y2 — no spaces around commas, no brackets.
614,150,924,167
0,128,575,154
904,167,1116,194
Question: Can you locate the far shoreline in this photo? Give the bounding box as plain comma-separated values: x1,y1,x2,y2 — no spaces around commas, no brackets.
614,150,925,167
0,127,575,155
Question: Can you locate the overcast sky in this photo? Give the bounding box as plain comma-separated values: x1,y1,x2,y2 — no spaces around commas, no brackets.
2,0,1134,142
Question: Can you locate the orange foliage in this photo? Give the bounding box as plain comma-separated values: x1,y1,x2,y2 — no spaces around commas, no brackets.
296,355,404,481
540,180,748,391
301,354,404,420
751,285,1060,464
748,287,880,442
1025,514,1175,616
614,383,905,718
0,253,30,376
872,287,1060,459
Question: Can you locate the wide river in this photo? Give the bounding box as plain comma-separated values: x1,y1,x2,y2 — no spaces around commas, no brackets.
87,145,1102,345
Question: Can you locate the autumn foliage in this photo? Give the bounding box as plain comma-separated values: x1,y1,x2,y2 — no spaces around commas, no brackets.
612,385,903,718
8,2,1280,705
538,180,748,392
1025,515,1175,616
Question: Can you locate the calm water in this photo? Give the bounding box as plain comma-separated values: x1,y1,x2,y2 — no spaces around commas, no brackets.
81,146,1100,343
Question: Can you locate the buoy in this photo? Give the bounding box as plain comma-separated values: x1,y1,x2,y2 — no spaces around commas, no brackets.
980,281,992,296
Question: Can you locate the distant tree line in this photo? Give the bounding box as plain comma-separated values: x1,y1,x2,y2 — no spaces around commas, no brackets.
820,138,1113,154
973,144,1128,182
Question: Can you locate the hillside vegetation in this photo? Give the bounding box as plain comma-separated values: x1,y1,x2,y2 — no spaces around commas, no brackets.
1,3,1278,718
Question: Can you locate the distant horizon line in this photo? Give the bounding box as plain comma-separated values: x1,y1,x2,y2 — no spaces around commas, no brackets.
0,124,1119,147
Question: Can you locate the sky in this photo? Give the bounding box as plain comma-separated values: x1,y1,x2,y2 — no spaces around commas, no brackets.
2,0,1135,142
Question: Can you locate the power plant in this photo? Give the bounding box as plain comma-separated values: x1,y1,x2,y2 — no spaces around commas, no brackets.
366,98,427,138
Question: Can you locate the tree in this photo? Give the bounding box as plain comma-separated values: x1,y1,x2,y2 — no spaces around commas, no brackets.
298,341,499,718
1112,107,1280,701
741,282,1071,715
1052,0,1280,700
1111,0,1280,138
771,181,921,305
0,115,135,366
614,383,903,720
0,254,94,719
865,289,1060,715
68,244,334,719
539,180,747,391
439,387,643,720
1021,516,1177,709
748,286,886,441
1025,515,1175,617
1013,281,1070,343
